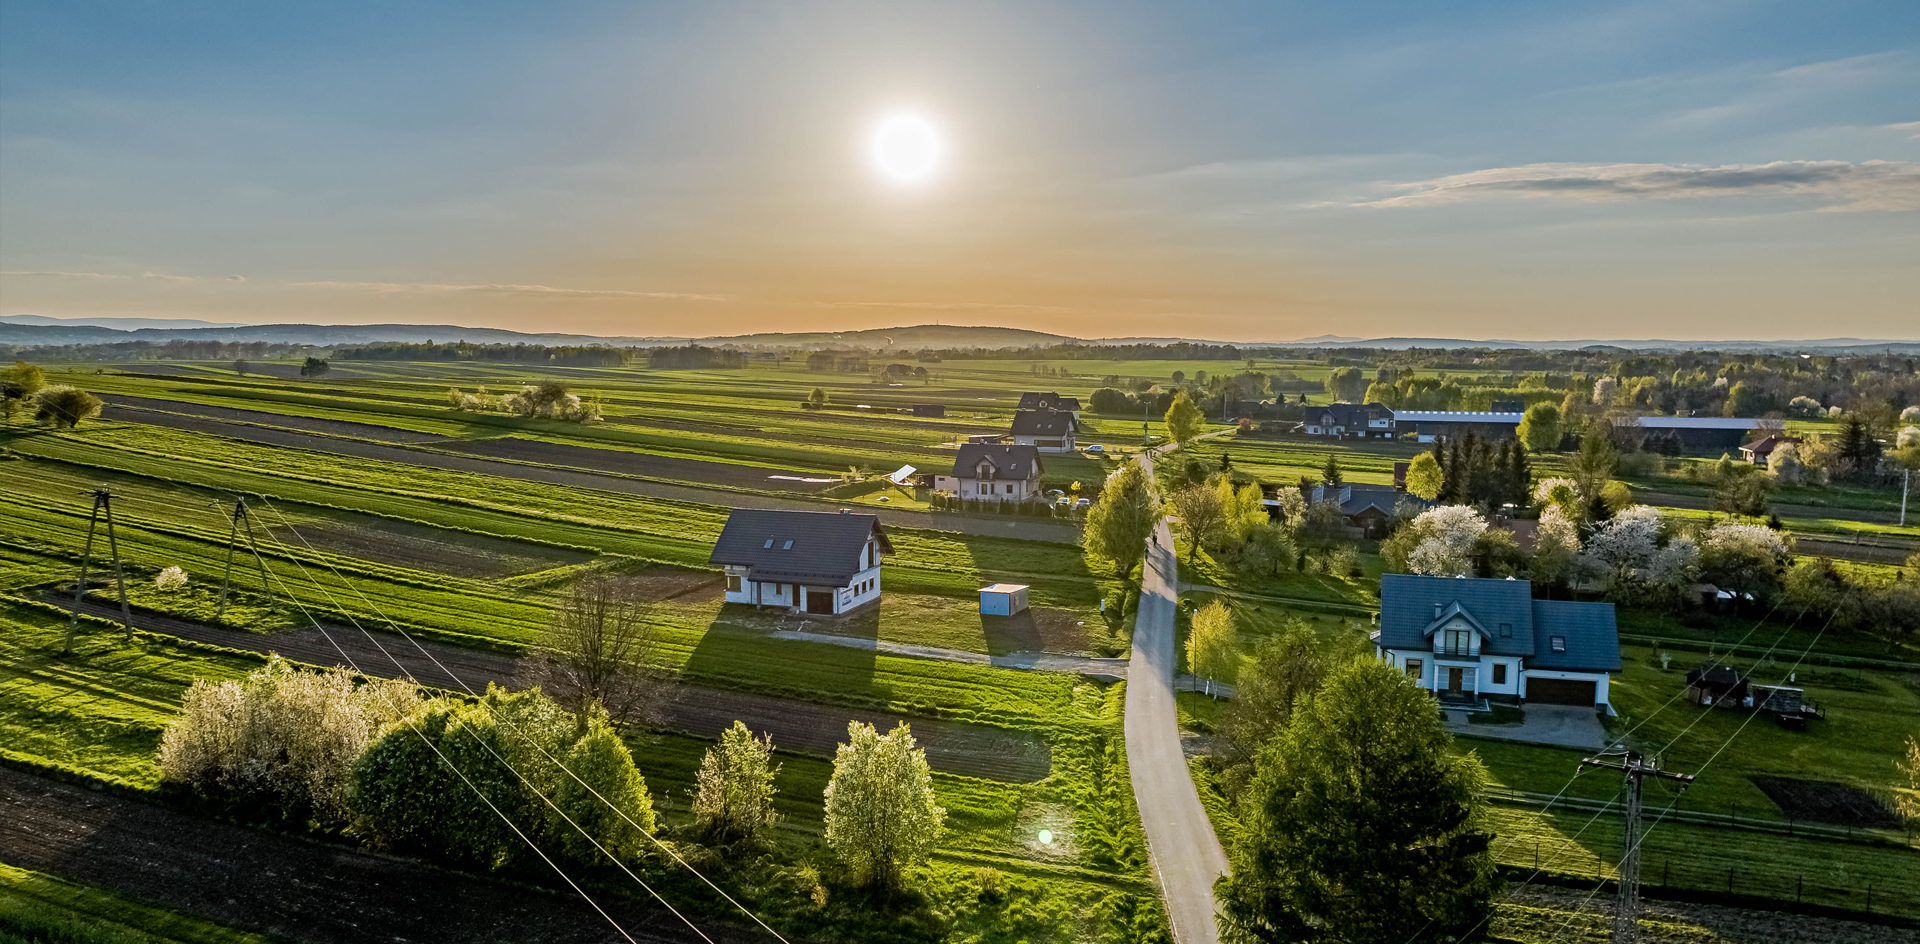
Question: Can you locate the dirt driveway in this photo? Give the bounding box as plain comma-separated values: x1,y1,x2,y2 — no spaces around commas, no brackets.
0,767,753,944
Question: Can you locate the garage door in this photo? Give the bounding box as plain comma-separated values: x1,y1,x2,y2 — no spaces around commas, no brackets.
1527,678,1596,706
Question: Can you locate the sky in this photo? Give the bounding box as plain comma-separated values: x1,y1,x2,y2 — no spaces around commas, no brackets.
1,0,1916,342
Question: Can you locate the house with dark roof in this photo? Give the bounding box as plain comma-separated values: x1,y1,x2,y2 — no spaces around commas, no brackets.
1393,410,1525,443
1614,415,1761,450
1010,410,1078,453
936,443,1045,503
1300,402,1394,439
1017,392,1081,416
1372,574,1622,710
710,508,892,615
1308,483,1427,538
1739,433,1801,465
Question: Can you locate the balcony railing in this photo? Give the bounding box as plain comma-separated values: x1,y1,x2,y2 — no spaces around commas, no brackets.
1435,645,1474,657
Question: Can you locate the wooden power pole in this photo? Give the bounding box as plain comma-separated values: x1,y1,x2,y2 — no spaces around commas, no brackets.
63,489,133,653
1579,750,1694,944
214,497,274,621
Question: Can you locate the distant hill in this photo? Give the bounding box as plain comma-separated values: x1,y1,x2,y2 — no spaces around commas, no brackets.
0,314,250,330
0,317,1912,355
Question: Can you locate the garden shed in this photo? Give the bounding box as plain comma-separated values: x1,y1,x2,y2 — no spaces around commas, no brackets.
979,583,1030,616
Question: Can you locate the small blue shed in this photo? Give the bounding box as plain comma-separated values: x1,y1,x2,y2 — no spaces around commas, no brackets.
979,583,1030,616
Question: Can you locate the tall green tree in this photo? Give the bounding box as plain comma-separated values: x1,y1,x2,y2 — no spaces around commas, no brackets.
1320,454,1343,486
1404,452,1444,501
1165,390,1205,445
1217,658,1498,943
1083,462,1162,583
1,360,47,428
824,721,945,889
1185,600,1237,696
33,386,103,429
1517,401,1561,453
1328,367,1366,402
1171,481,1228,565
299,357,331,379
1213,617,1334,800
692,720,780,843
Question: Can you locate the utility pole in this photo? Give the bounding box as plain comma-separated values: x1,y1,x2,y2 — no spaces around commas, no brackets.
1579,750,1694,944
214,497,274,620
63,489,133,653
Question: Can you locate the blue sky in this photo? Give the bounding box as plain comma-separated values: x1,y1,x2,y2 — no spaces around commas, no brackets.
2,1,1915,340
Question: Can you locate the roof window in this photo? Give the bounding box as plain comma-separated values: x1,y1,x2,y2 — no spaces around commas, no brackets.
763,539,774,548
1498,623,1512,637
783,540,793,550
1550,636,1566,653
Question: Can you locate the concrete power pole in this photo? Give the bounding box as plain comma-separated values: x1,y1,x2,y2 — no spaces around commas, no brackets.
1579,751,1694,944
63,489,133,653
214,497,275,621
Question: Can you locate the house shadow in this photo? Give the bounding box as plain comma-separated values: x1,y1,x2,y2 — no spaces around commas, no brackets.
679,601,881,702
981,611,1043,656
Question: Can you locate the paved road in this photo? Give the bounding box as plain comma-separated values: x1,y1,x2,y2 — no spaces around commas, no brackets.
94,399,1083,544
1125,451,1229,944
0,767,752,944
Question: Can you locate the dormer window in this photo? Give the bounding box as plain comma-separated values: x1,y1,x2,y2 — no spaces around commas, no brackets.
1550,636,1566,653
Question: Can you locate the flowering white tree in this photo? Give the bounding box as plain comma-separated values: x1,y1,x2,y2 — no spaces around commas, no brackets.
1581,506,1662,571
1789,396,1825,418
1700,521,1788,602
155,566,188,591
1533,477,1578,510
1529,505,1583,588
1769,442,1807,485
1401,505,1488,577
1646,534,1701,592
1592,377,1618,405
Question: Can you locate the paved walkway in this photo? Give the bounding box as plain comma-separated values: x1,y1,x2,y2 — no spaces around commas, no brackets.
1444,704,1607,749
1125,451,1229,944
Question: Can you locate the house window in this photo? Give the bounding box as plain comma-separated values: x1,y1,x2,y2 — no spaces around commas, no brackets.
1443,629,1471,655
763,539,774,549
726,575,742,592
1551,636,1566,653
1498,623,1512,637
1492,663,1507,685
783,540,793,550
1405,659,1423,681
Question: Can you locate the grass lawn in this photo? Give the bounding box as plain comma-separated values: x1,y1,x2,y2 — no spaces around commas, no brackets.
0,863,284,944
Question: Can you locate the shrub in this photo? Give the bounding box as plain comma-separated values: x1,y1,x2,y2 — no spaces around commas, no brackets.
160,656,422,822
33,385,102,429
550,715,657,864
824,721,945,888
348,699,521,866
692,720,781,843
154,566,188,591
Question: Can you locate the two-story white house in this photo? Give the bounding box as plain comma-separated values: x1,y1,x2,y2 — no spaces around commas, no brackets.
1372,573,1622,711
710,508,891,616
1010,410,1078,453
935,443,1045,503
1300,402,1395,439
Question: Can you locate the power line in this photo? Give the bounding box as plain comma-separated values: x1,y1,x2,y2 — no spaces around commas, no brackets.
228,509,646,944
239,508,715,944
252,498,792,944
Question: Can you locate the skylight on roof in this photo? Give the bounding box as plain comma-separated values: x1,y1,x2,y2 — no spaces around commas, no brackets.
763,539,774,548
1551,636,1566,653
783,540,793,550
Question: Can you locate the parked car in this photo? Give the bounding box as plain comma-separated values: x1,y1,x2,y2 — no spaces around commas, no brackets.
1083,444,1105,453
1073,497,1091,511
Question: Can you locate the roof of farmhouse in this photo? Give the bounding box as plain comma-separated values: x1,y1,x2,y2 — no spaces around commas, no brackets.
1392,410,1526,423
709,508,892,585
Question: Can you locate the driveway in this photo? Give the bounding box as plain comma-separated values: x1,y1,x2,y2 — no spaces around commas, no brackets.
1125,451,1229,944
1445,704,1606,750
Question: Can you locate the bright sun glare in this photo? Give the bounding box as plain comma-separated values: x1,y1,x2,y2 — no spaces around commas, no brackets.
871,115,939,183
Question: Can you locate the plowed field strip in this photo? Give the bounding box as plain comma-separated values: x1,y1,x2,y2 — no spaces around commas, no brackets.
0,767,744,944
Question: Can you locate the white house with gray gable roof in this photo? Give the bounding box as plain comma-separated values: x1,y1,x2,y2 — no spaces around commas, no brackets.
710,508,892,615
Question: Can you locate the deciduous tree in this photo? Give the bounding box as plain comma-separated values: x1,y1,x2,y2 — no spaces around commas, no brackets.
823,721,945,888
33,385,102,429
1185,600,1237,696
1165,390,1204,445
1404,452,1443,501
1517,402,1562,453
693,721,781,843
1084,462,1161,582
522,576,667,728
1171,482,1227,564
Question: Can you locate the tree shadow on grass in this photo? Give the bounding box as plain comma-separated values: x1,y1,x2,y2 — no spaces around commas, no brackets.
680,602,881,705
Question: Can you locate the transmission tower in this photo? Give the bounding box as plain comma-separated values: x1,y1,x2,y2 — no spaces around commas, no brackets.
214,497,274,620
1579,750,1694,944
63,489,133,654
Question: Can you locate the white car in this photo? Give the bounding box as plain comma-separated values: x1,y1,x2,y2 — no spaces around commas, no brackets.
1083,444,1105,453
1073,498,1092,511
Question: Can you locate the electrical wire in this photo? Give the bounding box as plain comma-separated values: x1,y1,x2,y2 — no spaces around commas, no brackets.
252,497,793,944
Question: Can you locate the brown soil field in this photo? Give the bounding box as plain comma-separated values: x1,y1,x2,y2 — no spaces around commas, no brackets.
0,767,746,944
103,394,444,443
93,406,1087,544
67,600,1048,783
611,569,725,604
1750,776,1900,828
431,437,840,492
271,514,593,579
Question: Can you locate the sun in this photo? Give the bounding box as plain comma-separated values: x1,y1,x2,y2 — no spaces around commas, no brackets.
870,114,940,183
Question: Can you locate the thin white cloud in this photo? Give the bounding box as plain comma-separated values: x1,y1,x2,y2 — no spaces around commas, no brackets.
290,280,727,301
1364,160,1920,212
1,270,245,282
